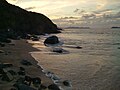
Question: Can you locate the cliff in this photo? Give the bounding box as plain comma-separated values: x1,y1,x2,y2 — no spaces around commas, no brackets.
0,0,61,36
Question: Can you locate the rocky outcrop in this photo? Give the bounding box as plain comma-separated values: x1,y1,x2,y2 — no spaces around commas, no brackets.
0,0,61,37
44,35,60,45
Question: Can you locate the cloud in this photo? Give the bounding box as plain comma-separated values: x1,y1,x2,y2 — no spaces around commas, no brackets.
78,10,86,14
93,9,113,14
59,16,78,20
102,11,120,19
82,14,96,19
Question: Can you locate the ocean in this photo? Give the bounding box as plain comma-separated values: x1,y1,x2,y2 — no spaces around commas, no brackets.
31,28,120,90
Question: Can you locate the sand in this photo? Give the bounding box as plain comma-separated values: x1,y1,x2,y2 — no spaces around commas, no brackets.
0,39,53,90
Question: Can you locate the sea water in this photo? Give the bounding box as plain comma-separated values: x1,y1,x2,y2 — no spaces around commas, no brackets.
32,28,120,90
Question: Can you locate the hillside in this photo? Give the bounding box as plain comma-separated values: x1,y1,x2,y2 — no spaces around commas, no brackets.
0,0,61,37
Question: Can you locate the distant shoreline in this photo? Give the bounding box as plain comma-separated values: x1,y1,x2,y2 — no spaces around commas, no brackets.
64,26,90,29
111,27,120,29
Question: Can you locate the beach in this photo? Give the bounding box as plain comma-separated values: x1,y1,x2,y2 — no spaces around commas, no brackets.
0,39,54,90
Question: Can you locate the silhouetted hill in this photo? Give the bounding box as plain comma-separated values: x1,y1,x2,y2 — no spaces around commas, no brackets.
0,0,61,36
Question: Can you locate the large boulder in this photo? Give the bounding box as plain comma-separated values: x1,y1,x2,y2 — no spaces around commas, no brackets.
44,36,59,45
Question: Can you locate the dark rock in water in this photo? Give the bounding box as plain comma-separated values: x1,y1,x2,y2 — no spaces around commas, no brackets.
44,36,59,45
118,47,120,49
17,84,36,90
63,80,71,86
48,84,60,90
21,60,32,66
53,48,63,53
76,46,82,49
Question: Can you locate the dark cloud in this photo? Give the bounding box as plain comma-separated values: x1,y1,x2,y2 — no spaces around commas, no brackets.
25,6,36,10
59,16,78,20
74,8,79,13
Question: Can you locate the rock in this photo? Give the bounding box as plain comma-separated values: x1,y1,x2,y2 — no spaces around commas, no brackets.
31,36,39,41
0,68,5,74
48,84,60,90
16,77,25,84
52,75,60,81
63,80,71,86
17,84,36,90
8,70,17,75
44,36,59,45
20,67,25,71
18,71,25,76
21,60,32,66
0,63,13,68
9,43,15,46
24,76,32,86
10,88,17,90
0,50,4,53
53,48,63,53
76,46,82,49
1,70,13,81
118,47,120,49
39,84,47,90
0,37,11,43
0,43,5,47
25,76,32,81
32,77,41,85
26,34,32,39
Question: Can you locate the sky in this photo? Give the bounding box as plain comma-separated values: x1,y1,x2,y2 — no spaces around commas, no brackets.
7,0,120,27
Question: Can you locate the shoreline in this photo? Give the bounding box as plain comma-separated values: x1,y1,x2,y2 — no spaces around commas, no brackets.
28,38,73,90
